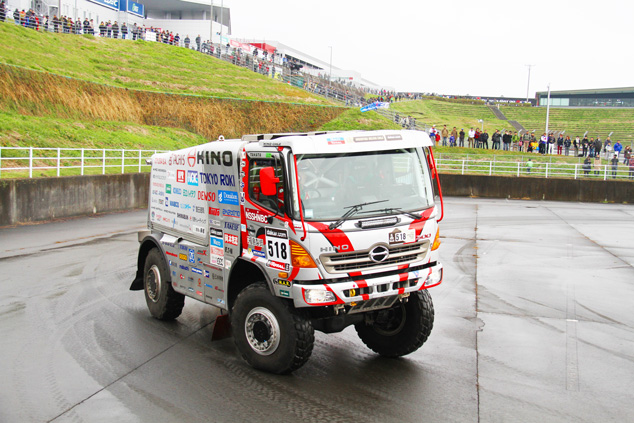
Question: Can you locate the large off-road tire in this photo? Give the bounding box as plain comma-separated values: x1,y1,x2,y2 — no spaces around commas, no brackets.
143,248,184,321
355,289,434,357
231,283,314,374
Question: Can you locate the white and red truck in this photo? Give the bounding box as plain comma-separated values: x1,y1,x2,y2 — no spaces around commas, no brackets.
130,130,444,373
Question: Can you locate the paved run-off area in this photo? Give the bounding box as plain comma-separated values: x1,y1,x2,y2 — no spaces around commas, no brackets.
0,198,633,422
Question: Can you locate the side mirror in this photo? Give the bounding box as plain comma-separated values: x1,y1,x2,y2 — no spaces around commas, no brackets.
259,167,279,196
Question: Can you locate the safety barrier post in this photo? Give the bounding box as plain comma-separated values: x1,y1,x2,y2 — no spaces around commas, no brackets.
81,149,85,175
138,150,142,172
121,149,125,174
545,163,549,178
102,149,106,175
29,147,33,178
489,161,493,176
517,162,520,177
604,165,607,181
57,148,61,177
461,160,465,175
574,164,578,179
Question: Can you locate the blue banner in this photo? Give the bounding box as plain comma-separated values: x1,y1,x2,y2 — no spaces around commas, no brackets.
128,0,144,17
87,0,119,11
360,102,390,113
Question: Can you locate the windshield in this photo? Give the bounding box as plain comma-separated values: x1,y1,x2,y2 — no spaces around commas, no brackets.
291,148,435,221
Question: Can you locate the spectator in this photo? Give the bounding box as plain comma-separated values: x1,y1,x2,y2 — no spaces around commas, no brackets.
502,130,511,151
459,128,465,147
196,34,201,51
582,157,591,176
491,130,501,150
594,137,602,158
0,1,6,22
99,21,106,37
521,131,531,153
83,18,89,34
593,155,601,176
106,20,112,37
441,125,449,146
112,21,119,39
474,129,480,148
451,127,458,146
547,133,555,154
539,133,547,154
184,35,190,49
588,137,595,157
480,129,489,149
573,136,580,156
121,23,127,39
623,146,632,165
610,154,619,179
512,131,519,151
582,135,589,156
613,140,622,158
429,125,437,141
174,33,180,46
564,136,571,156
13,8,18,25
629,154,634,179
526,158,533,174
556,134,564,155
468,128,475,148
604,139,612,160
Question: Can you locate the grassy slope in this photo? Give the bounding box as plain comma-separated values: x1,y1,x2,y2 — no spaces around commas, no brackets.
390,100,515,133
0,23,332,105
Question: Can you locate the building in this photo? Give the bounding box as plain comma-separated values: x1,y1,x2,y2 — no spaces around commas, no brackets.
536,87,634,107
8,0,231,42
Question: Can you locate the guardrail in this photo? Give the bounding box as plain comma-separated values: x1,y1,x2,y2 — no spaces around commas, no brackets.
436,158,633,180
0,147,163,178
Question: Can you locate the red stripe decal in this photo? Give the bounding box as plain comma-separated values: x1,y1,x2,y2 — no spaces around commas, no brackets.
307,221,354,252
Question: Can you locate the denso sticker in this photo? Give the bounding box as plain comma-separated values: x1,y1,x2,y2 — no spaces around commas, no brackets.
245,208,269,223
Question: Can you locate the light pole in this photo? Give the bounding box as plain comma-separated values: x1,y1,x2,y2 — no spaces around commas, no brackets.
525,64,535,103
328,46,332,88
478,119,484,131
209,0,213,44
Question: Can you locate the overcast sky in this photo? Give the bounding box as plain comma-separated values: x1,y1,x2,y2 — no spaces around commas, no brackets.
227,0,633,97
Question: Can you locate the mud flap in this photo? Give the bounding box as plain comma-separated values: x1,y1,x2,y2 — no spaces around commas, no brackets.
211,312,232,341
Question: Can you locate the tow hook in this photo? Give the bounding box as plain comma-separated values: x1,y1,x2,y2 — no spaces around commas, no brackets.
399,292,410,303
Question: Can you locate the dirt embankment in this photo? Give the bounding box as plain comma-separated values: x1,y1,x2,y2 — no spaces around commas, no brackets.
0,65,345,140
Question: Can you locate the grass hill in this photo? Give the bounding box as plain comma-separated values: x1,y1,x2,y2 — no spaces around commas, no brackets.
391,97,634,144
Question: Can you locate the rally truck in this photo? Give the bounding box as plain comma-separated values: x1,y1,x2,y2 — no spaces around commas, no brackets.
130,130,444,374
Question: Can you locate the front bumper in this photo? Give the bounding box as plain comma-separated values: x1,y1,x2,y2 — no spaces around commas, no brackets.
291,262,443,309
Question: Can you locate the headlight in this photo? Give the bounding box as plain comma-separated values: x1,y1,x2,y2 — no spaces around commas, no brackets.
426,268,443,286
303,289,336,304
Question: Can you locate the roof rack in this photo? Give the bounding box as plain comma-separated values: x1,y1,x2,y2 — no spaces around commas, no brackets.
241,131,342,142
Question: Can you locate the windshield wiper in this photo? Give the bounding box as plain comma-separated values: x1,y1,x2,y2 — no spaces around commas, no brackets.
359,207,422,220
329,200,388,230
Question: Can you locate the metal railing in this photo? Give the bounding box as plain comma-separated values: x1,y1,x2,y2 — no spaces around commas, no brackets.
0,147,163,178
436,157,634,181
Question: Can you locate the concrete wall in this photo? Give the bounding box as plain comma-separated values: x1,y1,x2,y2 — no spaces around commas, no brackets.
438,174,634,203
0,173,632,227
0,173,149,227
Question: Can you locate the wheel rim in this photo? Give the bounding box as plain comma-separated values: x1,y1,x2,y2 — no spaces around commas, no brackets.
146,264,161,303
373,304,407,336
245,307,280,356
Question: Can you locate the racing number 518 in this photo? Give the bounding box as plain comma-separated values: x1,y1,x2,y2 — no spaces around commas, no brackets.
267,239,287,261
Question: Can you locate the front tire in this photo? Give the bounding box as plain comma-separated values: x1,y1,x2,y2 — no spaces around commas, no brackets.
231,284,314,374
355,290,434,357
143,248,184,321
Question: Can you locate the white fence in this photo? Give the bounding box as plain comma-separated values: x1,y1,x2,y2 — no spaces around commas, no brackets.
0,147,164,178
436,157,634,181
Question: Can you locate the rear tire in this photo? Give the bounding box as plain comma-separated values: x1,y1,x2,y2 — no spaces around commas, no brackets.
355,290,434,357
231,284,314,374
143,248,184,321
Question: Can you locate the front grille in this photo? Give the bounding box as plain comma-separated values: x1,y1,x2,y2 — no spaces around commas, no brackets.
320,241,429,274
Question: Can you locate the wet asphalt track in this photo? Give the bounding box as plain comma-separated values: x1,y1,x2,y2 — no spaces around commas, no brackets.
1,198,633,423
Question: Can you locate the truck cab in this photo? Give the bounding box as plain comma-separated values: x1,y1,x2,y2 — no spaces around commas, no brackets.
131,130,444,374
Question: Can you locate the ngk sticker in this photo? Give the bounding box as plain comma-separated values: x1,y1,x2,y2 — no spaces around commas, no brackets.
388,228,416,244
265,227,290,264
